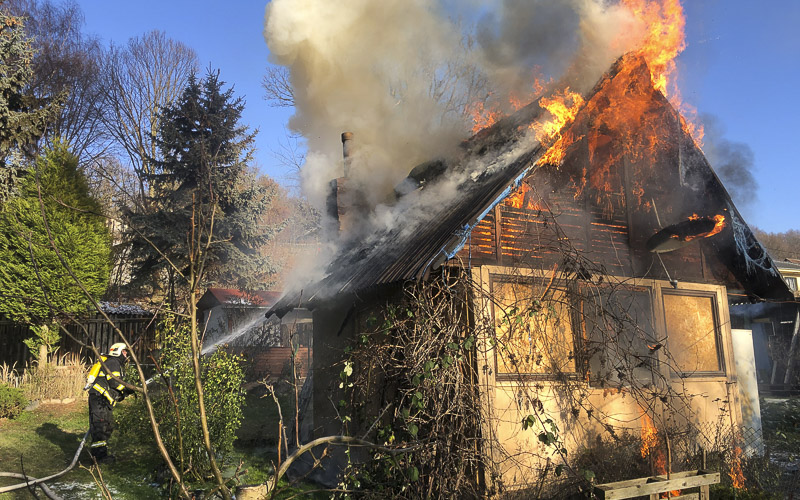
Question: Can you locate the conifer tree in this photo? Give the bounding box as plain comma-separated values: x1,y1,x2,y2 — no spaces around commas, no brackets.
125,70,279,304
0,10,61,202
0,140,111,330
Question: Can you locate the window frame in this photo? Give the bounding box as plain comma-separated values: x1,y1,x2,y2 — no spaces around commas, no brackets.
489,274,582,380
580,283,658,388
660,288,726,378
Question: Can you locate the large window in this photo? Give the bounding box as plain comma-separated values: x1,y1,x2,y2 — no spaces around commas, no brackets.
492,280,576,376
583,285,657,386
662,292,723,375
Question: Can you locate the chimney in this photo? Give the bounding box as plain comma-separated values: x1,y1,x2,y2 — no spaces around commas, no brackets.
341,131,354,176
326,132,364,235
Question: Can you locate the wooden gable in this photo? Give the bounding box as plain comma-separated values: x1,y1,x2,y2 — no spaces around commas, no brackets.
458,55,746,292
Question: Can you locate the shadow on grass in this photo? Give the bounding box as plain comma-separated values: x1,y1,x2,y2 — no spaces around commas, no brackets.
35,422,84,458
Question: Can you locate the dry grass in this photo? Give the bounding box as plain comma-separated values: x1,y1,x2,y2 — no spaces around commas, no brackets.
0,352,87,401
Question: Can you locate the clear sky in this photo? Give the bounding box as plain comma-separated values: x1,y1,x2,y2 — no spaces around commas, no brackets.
73,0,798,233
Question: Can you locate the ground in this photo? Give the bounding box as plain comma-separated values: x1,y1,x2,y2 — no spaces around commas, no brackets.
0,390,321,499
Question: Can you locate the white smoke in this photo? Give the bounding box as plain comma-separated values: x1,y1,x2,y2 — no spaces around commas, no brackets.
263,0,650,291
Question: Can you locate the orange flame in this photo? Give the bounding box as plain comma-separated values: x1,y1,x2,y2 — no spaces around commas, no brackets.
620,0,704,145
469,99,504,134
729,446,746,489
621,0,685,99
640,413,681,497
504,183,544,210
684,214,726,242
534,87,585,142
640,413,660,461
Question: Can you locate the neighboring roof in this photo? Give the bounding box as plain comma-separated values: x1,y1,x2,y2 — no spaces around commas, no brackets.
98,302,152,316
198,288,282,310
270,54,790,315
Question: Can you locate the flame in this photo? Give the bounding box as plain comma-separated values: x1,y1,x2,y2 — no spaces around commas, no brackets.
640,413,660,461
640,413,681,497
621,0,685,100
504,183,544,210
534,87,585,142
620,0,704,145
533,88,585,167
729,445,746,489
684,214,726,241
469,99,504,134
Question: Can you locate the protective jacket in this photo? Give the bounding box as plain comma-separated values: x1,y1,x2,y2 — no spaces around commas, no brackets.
86,355,127,406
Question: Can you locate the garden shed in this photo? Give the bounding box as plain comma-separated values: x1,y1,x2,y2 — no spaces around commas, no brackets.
269,53,792,491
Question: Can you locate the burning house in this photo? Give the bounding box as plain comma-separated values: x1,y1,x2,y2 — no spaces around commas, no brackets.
268,47,793,491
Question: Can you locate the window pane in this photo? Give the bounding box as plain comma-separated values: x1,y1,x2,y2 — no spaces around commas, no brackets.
584,287,656,386
786,277,798,292
663,294,720,373
493,281,575,375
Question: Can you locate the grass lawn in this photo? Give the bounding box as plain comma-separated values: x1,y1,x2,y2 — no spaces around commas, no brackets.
0,389,321,499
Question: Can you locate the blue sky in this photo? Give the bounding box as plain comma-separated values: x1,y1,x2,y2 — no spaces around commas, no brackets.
74,0,798,233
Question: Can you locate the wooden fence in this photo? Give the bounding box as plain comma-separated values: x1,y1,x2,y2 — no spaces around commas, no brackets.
0,315,159,368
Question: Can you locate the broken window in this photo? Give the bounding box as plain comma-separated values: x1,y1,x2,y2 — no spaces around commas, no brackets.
492,279,576,376
583,285,657,387
662,292,723,375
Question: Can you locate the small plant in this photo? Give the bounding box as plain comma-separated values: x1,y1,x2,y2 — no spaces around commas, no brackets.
0,362,21,387
0,382,27,418
22,322,61,362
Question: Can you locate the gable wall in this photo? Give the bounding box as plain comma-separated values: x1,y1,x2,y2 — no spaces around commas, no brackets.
471,264,742,489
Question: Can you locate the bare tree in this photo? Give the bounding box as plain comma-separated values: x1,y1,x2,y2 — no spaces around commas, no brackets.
6,0,110,167
102,30,198,205
262,64,294,108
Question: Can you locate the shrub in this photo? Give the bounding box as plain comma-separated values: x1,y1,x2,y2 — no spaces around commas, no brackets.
0,382,27,418
118,316,245,480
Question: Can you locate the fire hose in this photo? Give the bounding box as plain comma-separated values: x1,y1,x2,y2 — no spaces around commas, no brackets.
0,370,167,497
0,429,90,498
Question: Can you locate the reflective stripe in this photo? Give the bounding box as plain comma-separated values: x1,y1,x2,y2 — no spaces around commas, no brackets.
90,441,107,448
92,383,117,406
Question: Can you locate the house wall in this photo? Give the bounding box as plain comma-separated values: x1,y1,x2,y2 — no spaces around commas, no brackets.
472,265,742,488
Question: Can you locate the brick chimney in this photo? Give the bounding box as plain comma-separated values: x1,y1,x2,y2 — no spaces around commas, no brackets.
327,132,365,235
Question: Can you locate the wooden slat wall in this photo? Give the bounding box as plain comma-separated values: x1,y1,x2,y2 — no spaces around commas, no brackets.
0,315,159,367
459,172,635,274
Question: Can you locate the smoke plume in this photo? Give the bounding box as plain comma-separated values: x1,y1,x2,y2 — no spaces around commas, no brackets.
701,113,758,207
263,0,646,210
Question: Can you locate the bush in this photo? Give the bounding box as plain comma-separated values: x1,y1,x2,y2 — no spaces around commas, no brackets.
0,382,27,418
118,316,245,480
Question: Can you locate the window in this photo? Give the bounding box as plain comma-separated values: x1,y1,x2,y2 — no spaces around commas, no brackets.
662,292,723,375
583,286,657,386
786,277,798,292
492,279,576,376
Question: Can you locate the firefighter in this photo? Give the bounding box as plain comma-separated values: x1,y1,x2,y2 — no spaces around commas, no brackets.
84,342,133,464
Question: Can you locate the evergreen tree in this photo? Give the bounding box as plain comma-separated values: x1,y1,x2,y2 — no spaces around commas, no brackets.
0,10,61,202
126,70,279,304
0,140,111,329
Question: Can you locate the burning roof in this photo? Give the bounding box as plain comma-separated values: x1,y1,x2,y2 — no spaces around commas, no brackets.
270,53,789,316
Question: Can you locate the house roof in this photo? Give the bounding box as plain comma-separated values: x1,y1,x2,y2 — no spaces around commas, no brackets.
198,288,282,310
270,54,791,316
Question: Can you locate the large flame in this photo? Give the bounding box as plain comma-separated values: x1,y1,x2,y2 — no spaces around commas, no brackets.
620,0,703,144
621,0,685,99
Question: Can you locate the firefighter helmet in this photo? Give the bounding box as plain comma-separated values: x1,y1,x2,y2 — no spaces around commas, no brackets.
108,343,128,357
